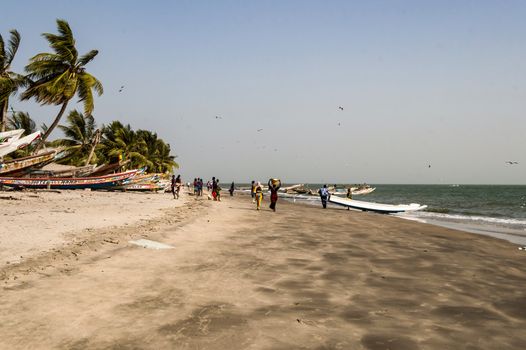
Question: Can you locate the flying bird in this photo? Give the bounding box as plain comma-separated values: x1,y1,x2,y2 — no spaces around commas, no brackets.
215,115,223,119
257,129,263,132
118,85,124,92
506,161,519,165
428,165,431,168
337,122,341,126
338,106,344,111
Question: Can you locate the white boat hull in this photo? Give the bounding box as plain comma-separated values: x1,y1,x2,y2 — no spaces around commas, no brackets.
328,195,427,214
0,131,41,157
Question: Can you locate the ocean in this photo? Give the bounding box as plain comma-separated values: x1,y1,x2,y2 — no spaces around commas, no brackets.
236,184,526,246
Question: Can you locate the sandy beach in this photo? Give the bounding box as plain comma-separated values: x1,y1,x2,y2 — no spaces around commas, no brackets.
1,190,525,349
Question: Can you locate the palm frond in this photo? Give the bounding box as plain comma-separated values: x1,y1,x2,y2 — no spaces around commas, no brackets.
78,50,99,66
5,30,20,66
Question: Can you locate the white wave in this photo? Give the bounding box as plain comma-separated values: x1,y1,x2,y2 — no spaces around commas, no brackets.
401,211,526,227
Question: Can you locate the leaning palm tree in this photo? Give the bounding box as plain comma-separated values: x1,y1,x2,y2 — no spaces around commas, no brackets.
54,110,98,166
0,29,27,131
6,111,36,136
21,19,103,146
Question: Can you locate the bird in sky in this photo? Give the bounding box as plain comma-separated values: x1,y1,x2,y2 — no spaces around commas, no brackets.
257,129,263,132
338,106,344,111
428,164,431,168
337,122,341,126
506,161,519,165
118,85,124,92
215,115,222,119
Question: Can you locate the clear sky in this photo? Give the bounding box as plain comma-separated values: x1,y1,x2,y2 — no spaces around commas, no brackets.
2,0,525,184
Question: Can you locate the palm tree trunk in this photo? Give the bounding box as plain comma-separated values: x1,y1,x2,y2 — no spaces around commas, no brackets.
0,99,8,132
34,100,69,153
85,129,101,166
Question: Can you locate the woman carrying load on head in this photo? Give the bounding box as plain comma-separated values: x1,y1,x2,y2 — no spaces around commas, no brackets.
268,178,281,212
255,181,263,210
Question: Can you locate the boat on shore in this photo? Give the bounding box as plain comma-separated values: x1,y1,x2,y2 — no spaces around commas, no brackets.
0,151,59,176
30,163,96,178
0,131,42,157
329,195,427,214
0,170,138,190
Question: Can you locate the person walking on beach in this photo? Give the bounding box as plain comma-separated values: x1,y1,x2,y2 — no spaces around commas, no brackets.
211,177,217,200
251,180,256,203
318,184,330,209
171,175,177,199
255,182,263,210
215,179,222,202
268,178,281,212
198,178,203,196
229,182,235,196
173,174,182,199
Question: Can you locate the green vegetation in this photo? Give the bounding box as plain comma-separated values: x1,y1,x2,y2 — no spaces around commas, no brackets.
0,20,177,173
0,29,28,131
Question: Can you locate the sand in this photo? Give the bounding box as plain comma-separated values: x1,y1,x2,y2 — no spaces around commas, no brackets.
1,191,525,349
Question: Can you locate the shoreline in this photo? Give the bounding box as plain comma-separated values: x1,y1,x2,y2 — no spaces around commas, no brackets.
270,191,526,246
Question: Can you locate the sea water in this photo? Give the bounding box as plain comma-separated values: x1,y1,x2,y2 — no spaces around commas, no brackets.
240,184,526,245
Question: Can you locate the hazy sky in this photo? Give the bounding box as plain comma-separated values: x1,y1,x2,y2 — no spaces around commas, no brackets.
2,0,525,184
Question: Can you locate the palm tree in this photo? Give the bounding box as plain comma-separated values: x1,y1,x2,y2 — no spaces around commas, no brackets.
21,19,103,146
0,29,27,131
99,121,148,169
6,111,36,136
154,139,178,173
55,110,98,166
137,129,178,172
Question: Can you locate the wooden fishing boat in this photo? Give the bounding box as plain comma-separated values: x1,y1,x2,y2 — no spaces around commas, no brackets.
0,129,24,142
30,163,96,178
89,160,130,176
117,182,167,192
0,131,41,157
0,170,138,190
0,151,57,176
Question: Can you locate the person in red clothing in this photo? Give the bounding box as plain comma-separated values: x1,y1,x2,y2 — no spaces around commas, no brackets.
268,178,281,212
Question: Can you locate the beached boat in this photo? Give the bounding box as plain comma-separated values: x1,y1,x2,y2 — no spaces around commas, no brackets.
89,160,130,177
351,187,375,195
0,129,24,142
331,187,376,196
328,195,427,214
280,184,304,193
0,131,42,157
0,151,58,176
0,170,138,190
117,182,168,192
30,162,96,178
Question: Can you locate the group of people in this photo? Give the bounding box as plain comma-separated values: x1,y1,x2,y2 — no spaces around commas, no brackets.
250,179,281,211
172,175,339,211
192,178,204,196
